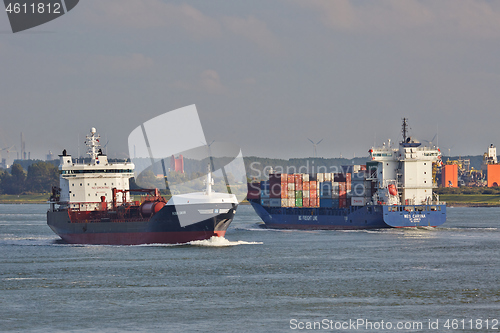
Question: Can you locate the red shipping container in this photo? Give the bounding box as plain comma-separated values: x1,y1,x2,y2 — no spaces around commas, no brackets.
269,174,281,186
295,182,303,191
310,181,317,190
281,185,288,198
310,190,317,198
247,182,261,199
307,198,314,207
288,174,294,183
303,181,310,191
360,165,367,171
303,198,310,207
338,183,346,196
346,173,351,182
269,182,281,198
346,182,351,191
334,173,346,182
339,198,347,208
294,174,302,184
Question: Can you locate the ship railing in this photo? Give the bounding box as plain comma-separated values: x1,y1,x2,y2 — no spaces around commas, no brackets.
68,201,113,212
400,185,438,189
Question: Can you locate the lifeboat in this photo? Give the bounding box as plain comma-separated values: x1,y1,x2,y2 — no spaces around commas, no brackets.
388,184,398,196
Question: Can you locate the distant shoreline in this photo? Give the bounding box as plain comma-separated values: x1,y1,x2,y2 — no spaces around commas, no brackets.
0,194,498,207
445,203,500,207
0,194,50,204
0,194,252,205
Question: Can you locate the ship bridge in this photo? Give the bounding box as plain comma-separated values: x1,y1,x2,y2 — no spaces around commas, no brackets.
57,128,135,210
368,119,442,206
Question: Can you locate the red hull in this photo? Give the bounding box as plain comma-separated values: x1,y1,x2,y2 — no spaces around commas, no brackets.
58,230,226,245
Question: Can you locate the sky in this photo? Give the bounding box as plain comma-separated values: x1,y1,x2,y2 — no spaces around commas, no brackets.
1,0,500,163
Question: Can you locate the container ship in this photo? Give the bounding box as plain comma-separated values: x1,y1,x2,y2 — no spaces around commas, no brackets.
248,119,446,229
47,128,238,245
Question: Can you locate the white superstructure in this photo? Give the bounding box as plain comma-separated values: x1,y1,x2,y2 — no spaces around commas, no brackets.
487,144,497,164
481,144,498,175
57,128,134,210
369,119,441,205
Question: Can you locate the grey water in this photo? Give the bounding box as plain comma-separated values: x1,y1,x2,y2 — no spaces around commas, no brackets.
1,204,500,332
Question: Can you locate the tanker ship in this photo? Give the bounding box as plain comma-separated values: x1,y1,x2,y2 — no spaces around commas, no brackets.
47,128,237,245
248,119,446,229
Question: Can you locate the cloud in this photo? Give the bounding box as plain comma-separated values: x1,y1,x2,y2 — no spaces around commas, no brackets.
199,70,225,94
88,53,154,73
294,0,500,38
81,0,280,52
83,0,221,38
222,15,281,53
172,69,225,94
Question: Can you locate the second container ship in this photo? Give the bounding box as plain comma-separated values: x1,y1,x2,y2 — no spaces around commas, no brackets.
248,119,446,229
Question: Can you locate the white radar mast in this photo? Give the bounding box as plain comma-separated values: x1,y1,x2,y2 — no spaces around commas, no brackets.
85,127,101,163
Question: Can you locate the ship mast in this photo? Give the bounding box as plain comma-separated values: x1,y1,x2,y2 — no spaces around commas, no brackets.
205,163,213,195
85,127,101,163
402,118,408,143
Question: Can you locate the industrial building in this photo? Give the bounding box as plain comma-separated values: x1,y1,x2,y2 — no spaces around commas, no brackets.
441,164,458,187
482,144,500,187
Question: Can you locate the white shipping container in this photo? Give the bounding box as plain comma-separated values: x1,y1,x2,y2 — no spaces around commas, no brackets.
317,173,324,182
288,183,295,191
281,198,288,207
302,174,309,182
324,173,332,181
303,190,310,198
351,197,365,206
288,198,295,207
288,190,295,199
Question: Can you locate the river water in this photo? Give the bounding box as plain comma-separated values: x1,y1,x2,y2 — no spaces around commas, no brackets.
1,204,500,332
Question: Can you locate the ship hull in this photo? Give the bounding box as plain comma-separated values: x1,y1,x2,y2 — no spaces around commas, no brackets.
47,203,236,245
250,200,446,230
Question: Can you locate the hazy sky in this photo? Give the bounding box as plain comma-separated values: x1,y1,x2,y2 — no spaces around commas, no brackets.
1,0,500,163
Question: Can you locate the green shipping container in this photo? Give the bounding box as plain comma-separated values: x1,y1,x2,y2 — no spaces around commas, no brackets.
295,198,303,207
295,190,303,199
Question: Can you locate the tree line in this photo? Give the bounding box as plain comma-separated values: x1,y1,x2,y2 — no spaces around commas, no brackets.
0,156,368,195
0,161,59,195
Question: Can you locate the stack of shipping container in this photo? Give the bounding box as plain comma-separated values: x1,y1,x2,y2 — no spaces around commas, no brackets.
248,165,374,209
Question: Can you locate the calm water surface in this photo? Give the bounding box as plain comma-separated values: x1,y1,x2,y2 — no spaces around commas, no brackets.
1,204,500,332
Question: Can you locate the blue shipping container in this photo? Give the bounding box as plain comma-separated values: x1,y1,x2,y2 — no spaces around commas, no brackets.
320,198,333,208
320,182,332,198
341,165,354,174
352,172,366,181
